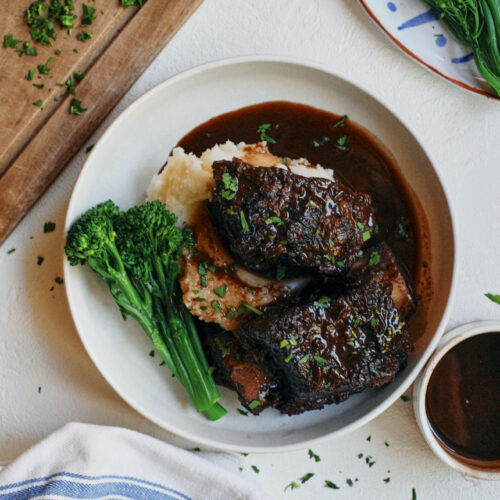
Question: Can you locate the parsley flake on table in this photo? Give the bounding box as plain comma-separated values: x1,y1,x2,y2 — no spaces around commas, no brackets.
251,465,260,474
284,481,300,491
43,221,56,233
324,480,340,489
308,449,321,462
17,41,38,57
26,69,36,80
485,293,500,305
383,477,391,483
7,248,16,254
33,99,43,108
300,473,314,484
37,256,44,265
346,478,354,487
55,276,64,284
257,123,277,144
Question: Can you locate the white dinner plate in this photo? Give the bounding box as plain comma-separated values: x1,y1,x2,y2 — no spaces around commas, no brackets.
64,56,457,452
360,0,498,99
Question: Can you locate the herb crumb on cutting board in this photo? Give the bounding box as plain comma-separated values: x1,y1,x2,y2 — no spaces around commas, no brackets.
2,1,149,115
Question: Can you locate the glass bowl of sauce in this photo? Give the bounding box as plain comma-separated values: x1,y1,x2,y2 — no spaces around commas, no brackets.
414,321,500,480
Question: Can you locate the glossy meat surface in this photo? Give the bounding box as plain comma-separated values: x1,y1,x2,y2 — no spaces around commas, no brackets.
209,158,375,276
237,245,412,415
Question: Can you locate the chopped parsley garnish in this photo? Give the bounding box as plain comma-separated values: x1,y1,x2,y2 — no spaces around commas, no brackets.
33,83,44,89
300,473,314,483
313,296,330,308
357,221,364,230
366,435,371,441
265,216,283,226
334,115,348,127
248,400,261,410
383,477,391,483
38,386,42,393
289,337,297,346
77,30,93,42
121,0,149,6
214,337,229,357
55,276,64,284
336,135,348,151
70,98,87,115
314,355,327,364
370,367,380,375
400,394,410,402
43,221,56,233
221,173,237,200
357,453,363,458
85,144,94,153
251,465,260,474
257,123,276,144
280,339,289,348
214,285,227,298
26,69,35,80
284,352,293,363
313,136,330,147
298,355,309,364
412,487,417,500
369,251,381,266
198,261,207,276
7,248,16,254
324,480,340,490
33,99,43,107
385,441,390,447
211,300,222,313
485,293,500,305
362,230,371,242
370,317,378,328
227,307,236,319
346,478,354,487
37,256,44,265
237,408,248,416
149,350,154,357
239,210,249,232
276,265,286,281
82,4,96,26
3,34,21,48
241,301,262,316
397,222,409,239
308,449,321,462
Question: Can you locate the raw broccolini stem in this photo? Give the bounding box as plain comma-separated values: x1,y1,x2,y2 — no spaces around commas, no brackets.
424,0,500,96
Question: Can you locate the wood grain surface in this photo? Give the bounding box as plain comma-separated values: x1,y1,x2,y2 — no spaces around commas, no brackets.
0,0,203,245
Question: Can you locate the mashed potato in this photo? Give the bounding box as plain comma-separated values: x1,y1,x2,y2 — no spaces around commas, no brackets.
147,141,330,330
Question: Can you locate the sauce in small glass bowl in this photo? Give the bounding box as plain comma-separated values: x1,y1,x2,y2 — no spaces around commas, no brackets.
414,322,500,480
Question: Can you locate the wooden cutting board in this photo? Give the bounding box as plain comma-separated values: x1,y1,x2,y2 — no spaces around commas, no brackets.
0,0,203,245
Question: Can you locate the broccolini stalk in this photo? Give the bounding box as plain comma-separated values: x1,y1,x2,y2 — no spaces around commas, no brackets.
65,200,226,420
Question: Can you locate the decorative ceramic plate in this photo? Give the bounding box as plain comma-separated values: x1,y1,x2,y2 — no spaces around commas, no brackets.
360,0,498,99
64,56,456,452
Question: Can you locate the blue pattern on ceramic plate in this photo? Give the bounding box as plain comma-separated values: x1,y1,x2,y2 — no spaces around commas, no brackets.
435,34,447,47
397,9,437,30
452,53,474,64
387,2,397,12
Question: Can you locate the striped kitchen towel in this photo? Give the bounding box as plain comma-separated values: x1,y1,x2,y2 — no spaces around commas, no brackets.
0,423,270,500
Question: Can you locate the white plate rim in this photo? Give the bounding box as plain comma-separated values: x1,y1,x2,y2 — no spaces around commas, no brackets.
359,0,499,101
64,55,459,452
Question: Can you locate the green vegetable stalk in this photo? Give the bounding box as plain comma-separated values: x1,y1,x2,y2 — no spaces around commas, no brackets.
65,200,226,421
424,0,500,96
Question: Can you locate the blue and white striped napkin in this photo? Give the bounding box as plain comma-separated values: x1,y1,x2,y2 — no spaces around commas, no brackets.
0,423,270,500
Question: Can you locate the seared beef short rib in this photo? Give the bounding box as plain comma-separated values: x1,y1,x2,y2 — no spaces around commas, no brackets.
210,158,375,276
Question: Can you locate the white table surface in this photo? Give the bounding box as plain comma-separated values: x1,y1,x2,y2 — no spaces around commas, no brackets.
1,1,499,498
